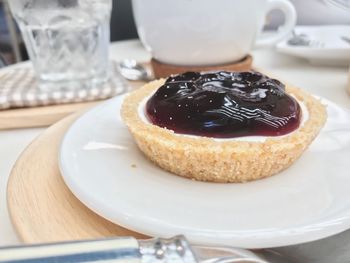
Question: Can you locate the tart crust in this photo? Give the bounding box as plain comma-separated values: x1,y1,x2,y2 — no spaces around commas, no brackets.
121,79,327,183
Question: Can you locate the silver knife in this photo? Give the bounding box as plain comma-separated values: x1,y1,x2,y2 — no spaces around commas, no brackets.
0,235,268,263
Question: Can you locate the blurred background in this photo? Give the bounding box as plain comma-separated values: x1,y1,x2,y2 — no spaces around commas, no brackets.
1,0,350,66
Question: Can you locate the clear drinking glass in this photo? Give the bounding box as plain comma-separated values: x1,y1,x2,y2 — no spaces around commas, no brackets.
8,0,112,91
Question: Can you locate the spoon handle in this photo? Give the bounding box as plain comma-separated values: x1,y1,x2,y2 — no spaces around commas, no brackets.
0,237,141,263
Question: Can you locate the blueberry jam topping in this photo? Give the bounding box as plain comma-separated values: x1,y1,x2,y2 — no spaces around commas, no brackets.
145,71,301,138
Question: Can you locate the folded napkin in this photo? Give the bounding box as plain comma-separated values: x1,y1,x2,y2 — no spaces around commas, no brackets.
0,62,129,110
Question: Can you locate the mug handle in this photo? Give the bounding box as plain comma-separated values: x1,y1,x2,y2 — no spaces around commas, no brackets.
255,0,297,47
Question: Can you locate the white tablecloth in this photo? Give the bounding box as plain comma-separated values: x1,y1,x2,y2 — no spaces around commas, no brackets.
0,39,349,261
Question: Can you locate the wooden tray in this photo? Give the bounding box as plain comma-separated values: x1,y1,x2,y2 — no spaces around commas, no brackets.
7,111,147,243
151,55,253,78
0,81,144,130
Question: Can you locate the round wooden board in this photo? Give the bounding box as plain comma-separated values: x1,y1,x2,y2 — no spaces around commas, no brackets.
7,110,147,244
0,101,98,130
0,81,145,130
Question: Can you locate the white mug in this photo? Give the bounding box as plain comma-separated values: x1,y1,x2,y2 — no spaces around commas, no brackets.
132,0,297,66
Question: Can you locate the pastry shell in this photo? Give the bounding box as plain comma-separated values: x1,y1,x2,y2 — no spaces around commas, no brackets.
121,79,327,183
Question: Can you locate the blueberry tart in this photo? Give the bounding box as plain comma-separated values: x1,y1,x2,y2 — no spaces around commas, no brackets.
121,71,327,183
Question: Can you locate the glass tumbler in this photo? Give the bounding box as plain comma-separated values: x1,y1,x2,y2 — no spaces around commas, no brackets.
8,0,112,91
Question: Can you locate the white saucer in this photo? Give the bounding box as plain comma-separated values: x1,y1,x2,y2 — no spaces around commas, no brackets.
277,25,350,66
60,95,350,249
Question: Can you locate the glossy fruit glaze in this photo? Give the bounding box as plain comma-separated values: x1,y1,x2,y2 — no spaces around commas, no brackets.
146,71,301,138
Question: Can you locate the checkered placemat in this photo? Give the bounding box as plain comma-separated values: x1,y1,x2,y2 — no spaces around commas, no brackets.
0,62,129,110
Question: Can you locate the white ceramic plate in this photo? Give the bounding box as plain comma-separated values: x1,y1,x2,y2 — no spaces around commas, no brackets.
60,95,350,249
277,25,350,66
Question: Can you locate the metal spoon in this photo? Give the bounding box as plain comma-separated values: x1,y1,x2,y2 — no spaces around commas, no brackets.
341,36,350,46
287,30,324,48
118,59,153,81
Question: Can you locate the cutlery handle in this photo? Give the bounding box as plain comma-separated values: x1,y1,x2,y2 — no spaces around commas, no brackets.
0,237,141,263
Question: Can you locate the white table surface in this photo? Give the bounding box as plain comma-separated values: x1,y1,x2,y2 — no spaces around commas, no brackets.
0,39,349,261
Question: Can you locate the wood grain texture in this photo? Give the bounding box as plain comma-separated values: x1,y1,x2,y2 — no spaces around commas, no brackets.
7,112,147,244
0,102,99,130
151,56,253,79
0,81,145,130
